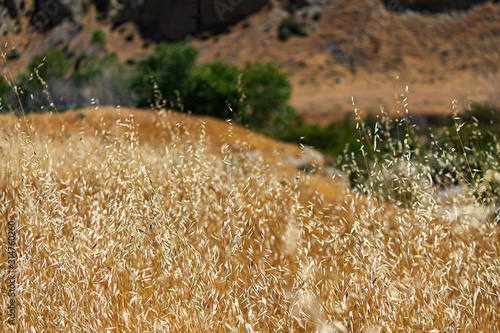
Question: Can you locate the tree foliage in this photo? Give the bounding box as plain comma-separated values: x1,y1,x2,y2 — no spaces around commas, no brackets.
183,61,242,120
241,62,292,127
130,42,198,108
29,48,72,82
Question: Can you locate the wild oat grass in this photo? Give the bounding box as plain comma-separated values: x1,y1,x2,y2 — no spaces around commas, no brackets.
1,106,499,332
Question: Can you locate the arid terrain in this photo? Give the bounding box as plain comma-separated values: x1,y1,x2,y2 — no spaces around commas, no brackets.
193,0,500,121
2,0,500,123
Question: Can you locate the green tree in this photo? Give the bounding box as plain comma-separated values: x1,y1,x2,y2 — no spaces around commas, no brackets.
242,62,292,127
129,44,296,132
130,42,198,108
183,61,242,119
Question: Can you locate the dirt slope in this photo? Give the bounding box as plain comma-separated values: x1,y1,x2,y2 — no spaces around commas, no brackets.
194,0,500,122
2,0,500,123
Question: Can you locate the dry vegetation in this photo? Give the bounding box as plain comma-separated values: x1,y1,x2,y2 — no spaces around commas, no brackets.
1,107,500,332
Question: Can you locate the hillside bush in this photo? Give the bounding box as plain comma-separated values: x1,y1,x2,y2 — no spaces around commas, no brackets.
0,76,8,100
0,76,15,111
183,61,242,120
71,53,133,106
15,51,135,111
91,28,107,46
73,53,126,87
278,15,308,41
28,48,72,82
129,43,296,132
241,62,293,128
130,42,198,108
16,48,73,111
277,115,359,157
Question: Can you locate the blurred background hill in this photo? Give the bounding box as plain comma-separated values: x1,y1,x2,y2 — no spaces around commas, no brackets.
1,0,500,123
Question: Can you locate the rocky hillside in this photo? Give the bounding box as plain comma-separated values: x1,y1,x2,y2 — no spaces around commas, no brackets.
2,0,497,39
1,0,500,122
194,0,500,121
1,0,268,39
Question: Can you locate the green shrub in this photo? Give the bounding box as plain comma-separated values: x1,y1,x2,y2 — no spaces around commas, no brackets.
17,48,72,104
241,62,292,127
0,76,7,99
312,11,322,21
183,61,242,119
125,32,135,42
467,101,500,124
199,31,213,40
28,48,72,81
71,53,133,106
91,29,107,46
0,76,14,111
129,43,296,130
278,15,307,41
283,0,297,14
72,53,124,86
275,115,360,157
130,42,198,108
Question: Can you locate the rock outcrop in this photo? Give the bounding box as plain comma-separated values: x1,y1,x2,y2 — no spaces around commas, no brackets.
101,0,269,41
0,0,25,35
1,0,269,40
31,0,84,32
4,0,25,17
383,0,496,12
198,0,268,33
136,0,199,41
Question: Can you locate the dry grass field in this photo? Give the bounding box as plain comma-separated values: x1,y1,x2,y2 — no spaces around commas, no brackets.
1,107,500,332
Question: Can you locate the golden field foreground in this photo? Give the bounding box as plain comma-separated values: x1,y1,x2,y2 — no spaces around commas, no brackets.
1,107,499,332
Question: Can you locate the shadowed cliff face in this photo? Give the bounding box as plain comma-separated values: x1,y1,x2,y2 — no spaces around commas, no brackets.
1,0,268,40
124,0,270,41
2,0,493,40
0,0,24,35
30,0,83,32
382,0,497,12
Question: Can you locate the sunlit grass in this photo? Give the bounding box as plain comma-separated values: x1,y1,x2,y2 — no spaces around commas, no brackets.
0,105,499,332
